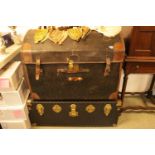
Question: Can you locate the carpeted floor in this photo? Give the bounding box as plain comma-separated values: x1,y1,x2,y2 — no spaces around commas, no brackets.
33,96,155,129
116,96,155,129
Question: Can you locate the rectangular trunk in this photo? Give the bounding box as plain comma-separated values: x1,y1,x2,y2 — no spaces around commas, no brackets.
29,101,118,126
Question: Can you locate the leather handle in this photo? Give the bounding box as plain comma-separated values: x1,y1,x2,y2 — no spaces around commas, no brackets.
67,77,83,82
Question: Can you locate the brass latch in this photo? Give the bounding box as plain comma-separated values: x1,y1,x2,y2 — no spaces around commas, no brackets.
69,104,78,117
67,58,80,73
57,58,89,75
35,58,42,80
36,104,44,116
104,104,112,116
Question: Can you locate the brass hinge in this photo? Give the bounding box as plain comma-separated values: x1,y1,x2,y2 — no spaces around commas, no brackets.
35,58,42,80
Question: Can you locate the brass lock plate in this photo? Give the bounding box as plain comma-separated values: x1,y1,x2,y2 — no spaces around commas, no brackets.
69,104,78,117
57,58,89,74
67,59,80,73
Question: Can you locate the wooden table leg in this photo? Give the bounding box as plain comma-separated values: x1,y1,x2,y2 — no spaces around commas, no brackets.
121,73,129,103
147,74,155,98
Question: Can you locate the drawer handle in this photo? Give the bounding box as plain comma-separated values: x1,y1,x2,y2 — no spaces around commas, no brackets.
85,104,95,113
36,104,44,116
52,104,62,113
104,104,112,116
69,104,78,117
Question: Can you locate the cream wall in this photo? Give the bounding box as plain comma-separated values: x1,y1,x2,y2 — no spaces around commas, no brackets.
0,26,154,94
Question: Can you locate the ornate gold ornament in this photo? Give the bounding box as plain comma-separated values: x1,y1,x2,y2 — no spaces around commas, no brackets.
52,104,62,113
36,104,44,116
104,104,112,116
85,104,95,113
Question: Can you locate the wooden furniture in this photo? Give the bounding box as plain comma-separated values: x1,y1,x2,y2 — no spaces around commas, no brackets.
121,26,155,105
147,75,155,103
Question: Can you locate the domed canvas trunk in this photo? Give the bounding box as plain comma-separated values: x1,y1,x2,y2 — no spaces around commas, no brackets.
21,29,125,126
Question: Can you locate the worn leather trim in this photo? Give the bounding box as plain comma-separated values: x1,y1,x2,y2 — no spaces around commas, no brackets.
31,92,40,100
109,91,118,100
21,43,33,63
21,29,125,63
113,41,125,62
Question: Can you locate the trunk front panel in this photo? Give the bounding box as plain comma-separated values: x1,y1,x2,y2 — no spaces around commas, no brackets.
29,101,118,126
26,63,120,100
